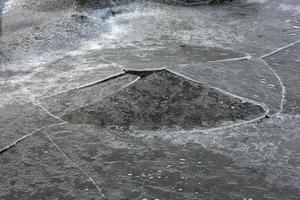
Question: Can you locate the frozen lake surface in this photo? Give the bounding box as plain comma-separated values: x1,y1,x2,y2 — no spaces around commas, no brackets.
0,0,300,199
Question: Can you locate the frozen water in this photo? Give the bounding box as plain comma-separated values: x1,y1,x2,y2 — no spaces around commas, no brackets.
63,70,265,130
1,0,300,199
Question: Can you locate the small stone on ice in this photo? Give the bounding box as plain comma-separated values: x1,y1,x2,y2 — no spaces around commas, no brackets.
178,188,183,191
141,173,146,178
179,158,186,162
291,33,297,36
197,161,202,164
84,189,89,191
230,106,235,110
128,173,132,176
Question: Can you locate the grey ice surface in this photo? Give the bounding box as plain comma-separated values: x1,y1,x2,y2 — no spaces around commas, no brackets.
0,0,300,199
63,70,265,130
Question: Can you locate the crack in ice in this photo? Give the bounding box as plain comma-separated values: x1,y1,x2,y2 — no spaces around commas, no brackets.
207,54,252,63
259,58,287,116
116,67,271,134
260,39,300,59
0,122,66,155
45,134,106,199
0,127,45,154
119,76,141,90
32,100,65,122
165,68,270,132
41,71,126,100
167,68,270,113
20,84,65,122
256,40,300,116
167,41,297,133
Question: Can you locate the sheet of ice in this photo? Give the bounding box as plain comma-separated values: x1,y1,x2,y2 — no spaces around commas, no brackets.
0,53,125,109
1,1,300,199
168,59,282,114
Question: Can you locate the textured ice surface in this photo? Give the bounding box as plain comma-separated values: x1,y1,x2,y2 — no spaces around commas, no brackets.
40,73,139,117
98,44,249,69
169,59,282,114
263,43,300,114
64,70,265,130
0,99,61,150
1,0,300,199
0,53,124,106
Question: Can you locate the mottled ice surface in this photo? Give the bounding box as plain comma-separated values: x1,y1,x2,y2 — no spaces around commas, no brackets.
0,0,300,199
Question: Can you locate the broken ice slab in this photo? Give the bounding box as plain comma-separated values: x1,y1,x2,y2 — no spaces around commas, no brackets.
0,99,61,151
63,70,265,130
40,73,139,118
13,53,125,99
0,131,105,200
36,119,300,200
263,42,300,114
169,58,282,115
